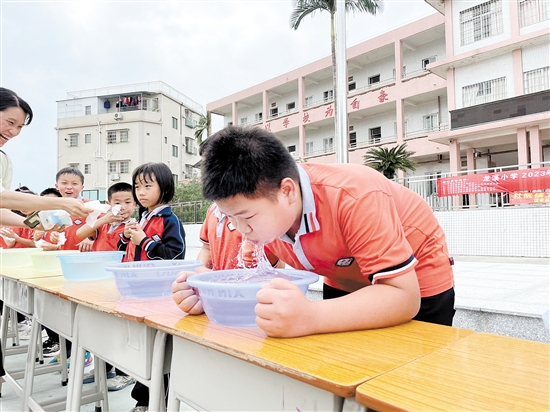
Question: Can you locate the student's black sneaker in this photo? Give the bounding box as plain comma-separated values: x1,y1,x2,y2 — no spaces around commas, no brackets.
42,339,60,357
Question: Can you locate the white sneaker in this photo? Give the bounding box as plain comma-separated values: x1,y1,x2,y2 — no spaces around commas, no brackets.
108,375,136,391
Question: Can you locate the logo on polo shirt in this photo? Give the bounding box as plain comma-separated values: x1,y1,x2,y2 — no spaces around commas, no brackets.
151,234,161,242
74,219,82,225
335,257,354,267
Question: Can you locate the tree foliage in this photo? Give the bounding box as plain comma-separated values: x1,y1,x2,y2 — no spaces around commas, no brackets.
363,143,417,179
194,111,211,145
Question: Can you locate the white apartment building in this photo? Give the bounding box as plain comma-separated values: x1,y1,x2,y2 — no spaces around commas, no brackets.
56,81,203,201
206,0,549,189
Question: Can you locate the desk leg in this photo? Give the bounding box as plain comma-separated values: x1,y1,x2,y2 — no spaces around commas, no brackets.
0,303,10,397
21,318,40,411
149,331,167,412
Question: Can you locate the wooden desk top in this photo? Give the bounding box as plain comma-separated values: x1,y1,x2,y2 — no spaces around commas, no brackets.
20,275,66,293
355,332,550,411
0,266,63,280
145,309,474,398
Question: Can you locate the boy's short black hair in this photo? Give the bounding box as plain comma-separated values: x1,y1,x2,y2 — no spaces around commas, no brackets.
132,162,175,206
107,182,133,201
201,126,299,201
56,167,84,184
40,187,62,197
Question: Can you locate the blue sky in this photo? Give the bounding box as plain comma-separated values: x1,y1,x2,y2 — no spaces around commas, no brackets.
1,0,436,192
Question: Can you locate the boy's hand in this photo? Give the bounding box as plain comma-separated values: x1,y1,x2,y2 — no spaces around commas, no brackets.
98,211,124,226
0,227,16,238
77,238,94,252
172,271,204,315
61,198,94,218
255,278,315,338
41,242,61,251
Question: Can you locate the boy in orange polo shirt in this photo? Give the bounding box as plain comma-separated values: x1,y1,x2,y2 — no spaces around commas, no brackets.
173,126,455,338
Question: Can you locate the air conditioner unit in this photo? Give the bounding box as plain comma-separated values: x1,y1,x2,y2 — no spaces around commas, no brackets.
114,113,123,120
110,173,120,181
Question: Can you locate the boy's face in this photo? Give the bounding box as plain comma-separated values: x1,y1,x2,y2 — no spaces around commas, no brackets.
216,179,301,245
108,191,137,221
56,174,84,198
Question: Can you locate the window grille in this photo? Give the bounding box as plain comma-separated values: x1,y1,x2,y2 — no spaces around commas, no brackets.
460,0,503,45
524,66,550,93
462,77,506,107
519,0,550,27
107,131,117,144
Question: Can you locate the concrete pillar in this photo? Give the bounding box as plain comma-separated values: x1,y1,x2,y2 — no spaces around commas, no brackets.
529,125,542,166
262,90,268,128
512,49,524,96
396,98,404,144
510,0,520,38
445,0,454,58
299,125,306,160
394,40,403,83
466,147,477,207
517,127,529,169
449,139,462,209
231,101,238,126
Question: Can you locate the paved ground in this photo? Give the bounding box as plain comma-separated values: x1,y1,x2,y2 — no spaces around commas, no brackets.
1,251,548,411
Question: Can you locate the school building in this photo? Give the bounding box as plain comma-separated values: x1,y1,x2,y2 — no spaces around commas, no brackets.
206,0,549,205
56,81,203,201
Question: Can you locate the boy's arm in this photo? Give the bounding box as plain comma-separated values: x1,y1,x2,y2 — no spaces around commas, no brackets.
196,244,212,272
76,213,119,239
255,268,421,338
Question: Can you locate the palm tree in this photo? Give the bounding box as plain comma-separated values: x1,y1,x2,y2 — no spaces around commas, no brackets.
363,143,417,179
194,111,211,145
290,0,383,145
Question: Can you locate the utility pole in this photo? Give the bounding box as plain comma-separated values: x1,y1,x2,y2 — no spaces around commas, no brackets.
334,0,349,163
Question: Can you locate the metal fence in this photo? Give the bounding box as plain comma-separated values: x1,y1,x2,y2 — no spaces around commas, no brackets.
171,201,211,224
395,162,550,211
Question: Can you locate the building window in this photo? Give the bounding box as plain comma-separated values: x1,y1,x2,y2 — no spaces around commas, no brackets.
173,174,178,185
348,82,356,91
185,136,197,155
108,162,117,173
270,107,279,118
422,56,437,70
519,0,550,27
240,117,248,125
423,114,439,131
305,96,314,107
287,145,296,153
305,141,314,155
524,66,550,93
462,77,506,107
84,133,91,144
349,132,357,148
119,161,129,174
120,130,129,143
460,0,503,46
286,102,296,111
369,127,382,144
255,112,263,122
172,117,178,130
323,90,334,101
323,137,334,152
85,105,91,116
68,163,79,169
172,145,179,157
69,134,78,147
107,131,117,144
368,75,380,85
84,164,91,174
184,164,193,178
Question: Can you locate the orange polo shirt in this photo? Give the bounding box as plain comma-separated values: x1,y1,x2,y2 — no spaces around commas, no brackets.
201,204,280,270
267,163,454,298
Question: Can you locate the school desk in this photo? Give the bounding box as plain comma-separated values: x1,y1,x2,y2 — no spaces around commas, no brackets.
355,332,550,411
62,280,175,412
143,308,474,412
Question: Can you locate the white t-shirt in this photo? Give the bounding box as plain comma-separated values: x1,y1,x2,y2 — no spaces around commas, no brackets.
0,150,13,191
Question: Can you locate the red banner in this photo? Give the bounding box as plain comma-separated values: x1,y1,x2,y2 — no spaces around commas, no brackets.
437,167,550,197
509,191,550,204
